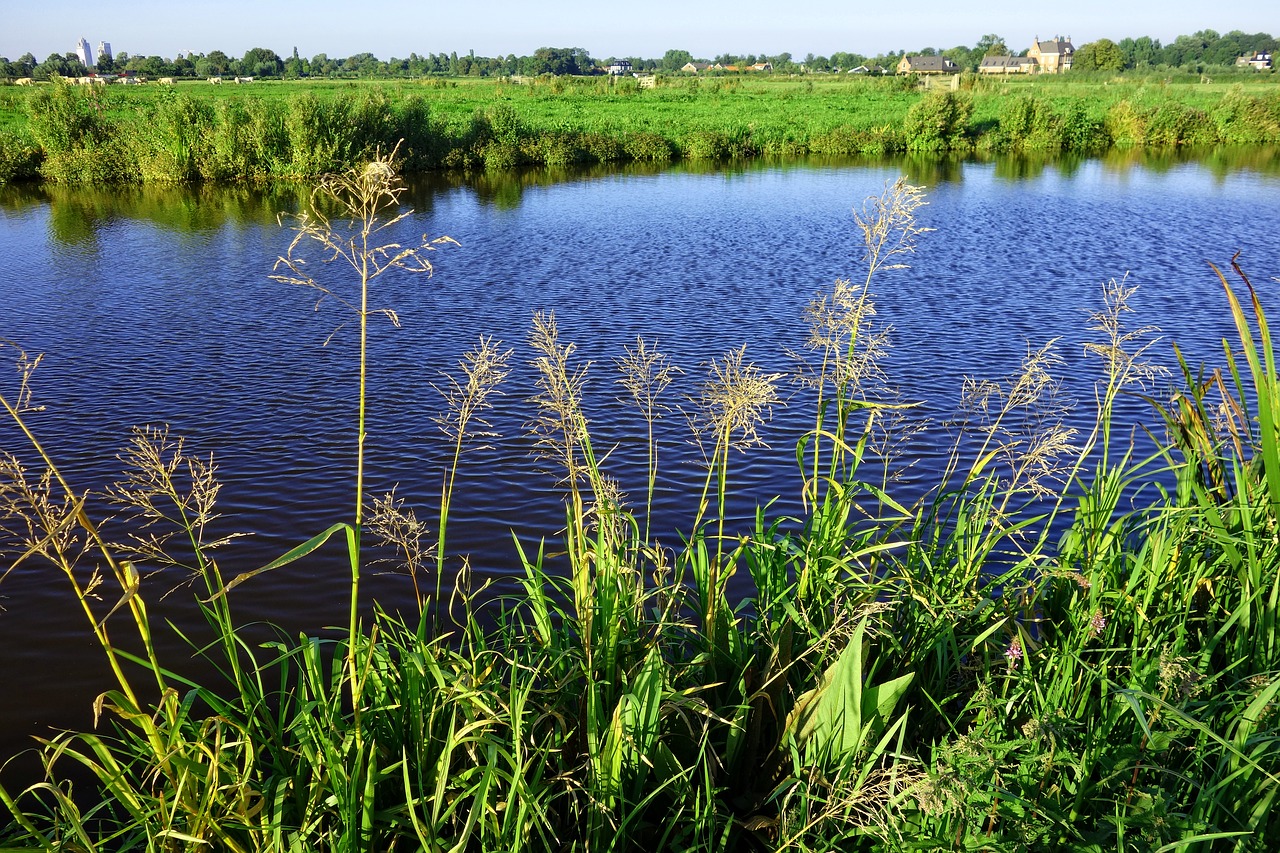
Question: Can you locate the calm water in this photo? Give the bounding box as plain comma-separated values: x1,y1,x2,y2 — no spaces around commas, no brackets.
2,149,1280,755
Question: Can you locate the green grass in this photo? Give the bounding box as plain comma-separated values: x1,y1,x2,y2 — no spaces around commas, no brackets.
2,167,1280,851
2,73,1279,185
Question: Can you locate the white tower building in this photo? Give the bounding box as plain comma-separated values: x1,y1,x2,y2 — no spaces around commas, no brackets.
75,37,93,67
98,41,112,63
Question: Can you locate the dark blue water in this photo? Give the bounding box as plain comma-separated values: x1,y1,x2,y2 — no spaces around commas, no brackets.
2,151,1279,751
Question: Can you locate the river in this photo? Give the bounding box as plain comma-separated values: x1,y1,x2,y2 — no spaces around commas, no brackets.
2,148,1279,760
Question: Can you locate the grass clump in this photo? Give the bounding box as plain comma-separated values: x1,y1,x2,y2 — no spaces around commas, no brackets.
2,162,1280,852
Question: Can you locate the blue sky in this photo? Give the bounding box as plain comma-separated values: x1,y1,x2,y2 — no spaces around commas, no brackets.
3,0,1275,61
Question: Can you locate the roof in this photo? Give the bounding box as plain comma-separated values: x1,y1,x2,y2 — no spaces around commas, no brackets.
979,56,1028,69
1034,37,1075,55
902,55,959,72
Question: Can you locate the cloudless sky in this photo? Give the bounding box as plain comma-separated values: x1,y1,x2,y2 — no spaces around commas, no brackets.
3,0,1275,62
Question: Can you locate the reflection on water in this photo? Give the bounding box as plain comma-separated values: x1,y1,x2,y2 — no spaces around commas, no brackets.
4,146,1278,236
2,151,1280,760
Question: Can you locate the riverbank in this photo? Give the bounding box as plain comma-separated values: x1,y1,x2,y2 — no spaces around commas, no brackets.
1,73,1279,185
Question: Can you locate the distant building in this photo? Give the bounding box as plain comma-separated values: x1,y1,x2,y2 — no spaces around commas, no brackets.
608,59,632,76
98,41,112,63
978,55,1038,75
75,37,93,66
897,55,960,75
1028,36,1074,73
1237,51,1273,70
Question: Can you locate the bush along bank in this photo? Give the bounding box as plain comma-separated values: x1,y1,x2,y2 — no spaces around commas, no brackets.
4,80,1280,185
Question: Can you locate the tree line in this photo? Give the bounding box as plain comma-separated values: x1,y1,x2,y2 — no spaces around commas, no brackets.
1,28,1275,81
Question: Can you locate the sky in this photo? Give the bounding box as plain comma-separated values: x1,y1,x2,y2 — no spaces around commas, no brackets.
3,0,1275,62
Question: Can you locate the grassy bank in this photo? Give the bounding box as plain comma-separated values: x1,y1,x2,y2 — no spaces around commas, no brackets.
2,73,1280,185
2,164,1279,851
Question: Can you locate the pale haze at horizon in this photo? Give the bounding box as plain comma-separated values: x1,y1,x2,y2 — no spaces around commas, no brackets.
4,0,1276,63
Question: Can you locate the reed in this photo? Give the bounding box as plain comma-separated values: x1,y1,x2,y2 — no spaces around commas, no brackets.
2,162,1280,851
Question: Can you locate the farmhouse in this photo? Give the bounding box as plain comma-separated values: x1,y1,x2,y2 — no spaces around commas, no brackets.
1237,51,1273,70
977,55,1037,75
607,60,632,76
896,55,960,75
1027,36,1074,73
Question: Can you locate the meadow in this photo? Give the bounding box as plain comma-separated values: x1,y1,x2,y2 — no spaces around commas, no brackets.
1,161,1279,850
1,72,1279,184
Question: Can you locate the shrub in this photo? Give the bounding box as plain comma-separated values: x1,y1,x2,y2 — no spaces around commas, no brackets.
0,129,40,184
995,95,1064,151
902,89,973,152
1213,84,1280,145
132,91,213,184
1104,99,1149,146
1146,102,1219,146
1060,101,1109,152
621,131,673,162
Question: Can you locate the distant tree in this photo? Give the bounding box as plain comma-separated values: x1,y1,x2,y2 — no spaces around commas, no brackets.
661,49,693,71
17,53,37,75
830,51,867,71
201,50,231,76
128,55,171,76
944,45,977,71
769,51,794,71
241,47,283,77
526,47,588,75
1073,39,1125,72
310,53,339,76
1118,36,1161,68
171,55,195,77
337,52,379,76
976,33,1008,56
33,52,80,79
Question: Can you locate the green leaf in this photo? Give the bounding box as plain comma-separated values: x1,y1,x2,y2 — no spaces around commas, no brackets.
785,618,914,764
206,522,354,600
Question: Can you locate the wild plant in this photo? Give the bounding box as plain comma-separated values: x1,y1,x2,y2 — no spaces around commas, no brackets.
800,177,930,498
615,336,682,542
688,344,782,643
429,335,512,611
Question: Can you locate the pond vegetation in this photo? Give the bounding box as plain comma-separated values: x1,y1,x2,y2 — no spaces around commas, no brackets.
1,156,1279,850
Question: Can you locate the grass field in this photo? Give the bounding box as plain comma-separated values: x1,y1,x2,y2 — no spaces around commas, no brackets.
1,72,1279,184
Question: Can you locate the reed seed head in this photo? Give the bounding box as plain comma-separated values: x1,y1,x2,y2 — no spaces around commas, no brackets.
1083,276,1167,394
801,277,892,396
368,487,434,578
961,339,1078,496
616,337,682,421
527,311,591,483
694,345,784,452
434,336,513,450
0,453,86,574
855,178,932,277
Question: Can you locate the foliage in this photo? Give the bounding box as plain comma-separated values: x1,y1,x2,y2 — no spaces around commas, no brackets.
902,89,973,151
4,75,1280,186
1073,38,1126,73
